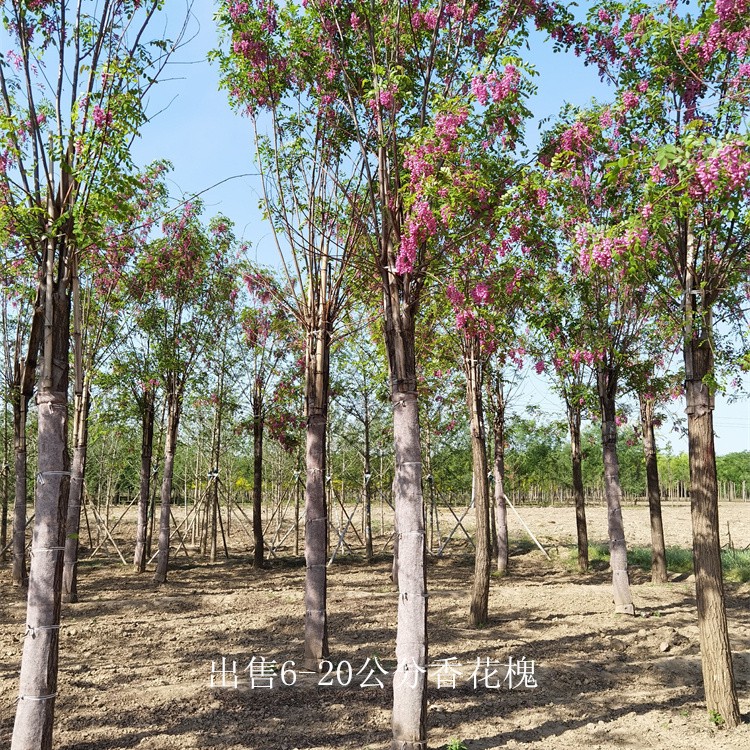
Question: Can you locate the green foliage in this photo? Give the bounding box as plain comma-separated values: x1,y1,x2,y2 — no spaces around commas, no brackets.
709,710,725,728
575,543,750,581
722,550,750,584
444,740,469,750
716,452,750,484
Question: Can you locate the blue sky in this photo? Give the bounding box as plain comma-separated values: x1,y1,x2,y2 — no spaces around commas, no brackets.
132,0,749,456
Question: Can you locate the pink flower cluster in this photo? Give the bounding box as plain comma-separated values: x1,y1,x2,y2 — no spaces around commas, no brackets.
621,90,640,111
434,109,468,144
228,1,249,21
692,139,750,197
470,65,520,106
92,105,113,129
559,121,591,152
716,0,749,24
396,200,437,274
470,282,490,304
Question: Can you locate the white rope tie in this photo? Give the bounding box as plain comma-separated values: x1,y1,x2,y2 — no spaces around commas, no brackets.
25,624,62,637
30,546,66,557
36,471,71,485
18,693,57,702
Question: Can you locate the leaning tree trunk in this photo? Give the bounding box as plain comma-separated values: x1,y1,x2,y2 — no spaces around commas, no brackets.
490,374,508,575
568,404,588,573
134,387,155,572
303,319,331,670
153,390,181,584
12,397,29,589
252,383,265,569
597,365,634,615
684,326,740,727
381,260,427,750
465,337,491,626
12,237,71,750
62,380,91,602
639,393,667,584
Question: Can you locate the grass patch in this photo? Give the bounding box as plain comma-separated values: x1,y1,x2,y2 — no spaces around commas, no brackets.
722,549,750,583
569,543,750,581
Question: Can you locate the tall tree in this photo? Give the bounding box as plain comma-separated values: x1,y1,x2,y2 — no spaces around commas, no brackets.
584,0,750,725
216,8,364,667
133,207,239,585
0,1,182,745
239,268,299,569
217,0,572,743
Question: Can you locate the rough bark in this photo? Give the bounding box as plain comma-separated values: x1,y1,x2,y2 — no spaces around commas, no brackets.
153,391,181,584
639,394,667,584
381,268,427,750
490,376,508,575
252,383,265,569
12,399,29,588
304,411,328,669
62,382,90,603
465,338,490,626
209,380,222,564
133,388,155,573
685,333,740,727
568,405,588,573
1,412,8,561
303,316,331,670
597,365,635,615
12,257,71,750
363,396,374,563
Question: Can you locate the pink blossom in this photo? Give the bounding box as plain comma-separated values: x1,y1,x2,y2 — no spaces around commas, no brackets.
423,8,439,29
470,282,490,305
92,105,113,129
716,0,749,24
649,164,665,182
471,76,488,106
446,283,465,307
228,1,248,21
622,90,640,111
534,360,545,374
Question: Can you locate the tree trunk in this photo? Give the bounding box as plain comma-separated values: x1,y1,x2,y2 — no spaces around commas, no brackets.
153,391,181,584
12,398,29,588
639,393,667,584
381,271,427,750
62,381,91,603
597,365,634,615
1,405,8,562
568,405,588,573
210,383,223,564
684,330,740,727
12,249,71,750
363,396,374,563
490,374,508,575
303,319,331,669
252,386,265,569
465,337,490,626
134,387,155,572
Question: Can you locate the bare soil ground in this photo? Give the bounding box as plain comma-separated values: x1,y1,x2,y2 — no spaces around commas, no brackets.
2,501,750,749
